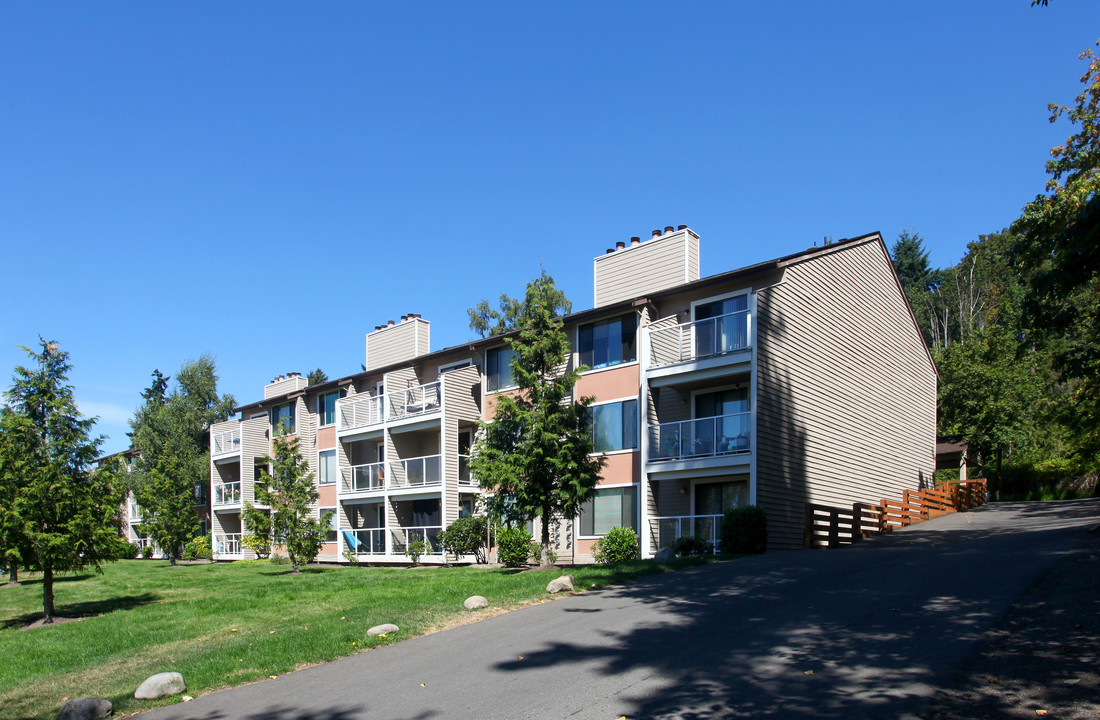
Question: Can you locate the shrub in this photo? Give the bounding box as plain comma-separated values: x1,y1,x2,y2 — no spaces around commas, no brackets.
241,533,272,559
592,526,639,564
496,525,532,567
406,540,429,566
438,516,490,563
528,540,557,565
720,505,767,554
670,536,709,556
182,535,212,561
125,542,140,559
141,545,154,559
269,553,290,565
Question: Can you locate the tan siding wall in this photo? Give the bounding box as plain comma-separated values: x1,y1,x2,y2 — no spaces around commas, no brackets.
240,417,270,504
442,365,481,421
366,318,430,372
263,375,307,400
754,239,937,550
594,229,701,307
443,417,459,527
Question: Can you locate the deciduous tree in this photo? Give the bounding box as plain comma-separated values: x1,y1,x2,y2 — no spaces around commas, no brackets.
467,268,572,338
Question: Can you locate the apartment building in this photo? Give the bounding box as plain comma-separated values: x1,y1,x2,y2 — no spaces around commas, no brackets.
209,226,936,562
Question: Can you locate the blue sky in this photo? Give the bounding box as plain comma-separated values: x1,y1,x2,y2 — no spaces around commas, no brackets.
1,2,1096,455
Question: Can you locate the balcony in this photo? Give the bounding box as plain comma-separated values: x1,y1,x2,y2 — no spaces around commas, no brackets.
388,382,441,422
214,482,241,506
343,462,385,493
212,428,241,457
213,533,241,556
343,528,386,555
647,311,751,377
391,526,443,555
649,412,751,462
458,454,476,487
337,395,384,433
389,454,442,489
649,514,723,553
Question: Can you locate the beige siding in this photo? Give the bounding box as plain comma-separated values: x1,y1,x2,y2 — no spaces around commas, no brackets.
263,375,307,400
366,318,430,372
594,229,701,307
442,417,459,527
441,365,481,421
754,239,937,550
240,416,270,505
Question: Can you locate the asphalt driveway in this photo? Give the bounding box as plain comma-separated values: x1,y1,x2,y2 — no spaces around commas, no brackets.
142,498,1100,720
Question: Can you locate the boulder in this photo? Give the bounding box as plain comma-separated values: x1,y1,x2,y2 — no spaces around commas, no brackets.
134,671,186,700
546,574,574,594
367,623,399,636
58,698,112,720
653,546,677,564
464,595,489,610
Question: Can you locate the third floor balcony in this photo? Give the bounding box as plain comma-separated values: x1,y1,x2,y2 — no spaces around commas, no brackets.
647,310,751,383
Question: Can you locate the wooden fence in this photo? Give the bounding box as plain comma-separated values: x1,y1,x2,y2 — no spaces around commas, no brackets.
803,479,988,549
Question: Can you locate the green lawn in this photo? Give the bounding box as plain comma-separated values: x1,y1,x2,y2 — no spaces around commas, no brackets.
0,557,707,719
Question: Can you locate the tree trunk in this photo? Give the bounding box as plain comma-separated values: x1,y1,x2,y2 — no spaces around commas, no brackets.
7,564,17,585
42,566,55,624
169,553,176,567
539,510,552,568
290,553,300,575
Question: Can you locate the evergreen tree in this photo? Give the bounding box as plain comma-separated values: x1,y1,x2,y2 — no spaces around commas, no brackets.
249,424,331,574
471,274,604,567
128,358,234,565
467,268,572,338
307,368,328,386
3,339,127,622
890,230,938,346
0,410,35,584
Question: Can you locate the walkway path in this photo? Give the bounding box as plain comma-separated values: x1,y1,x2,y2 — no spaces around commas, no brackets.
144,499,1099,720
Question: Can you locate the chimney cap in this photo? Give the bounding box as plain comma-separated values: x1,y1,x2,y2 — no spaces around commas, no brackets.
665,225,675,233
651,229,661,238
677,224,687,230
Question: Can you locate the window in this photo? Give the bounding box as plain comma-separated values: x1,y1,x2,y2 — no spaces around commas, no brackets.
271,402,296,434
694,294,749,356
579,486,637,536
487,346,515,392
320,506,337,543
318,449,337,485
578,314,637,370
590,399,639,453
317,391,342,427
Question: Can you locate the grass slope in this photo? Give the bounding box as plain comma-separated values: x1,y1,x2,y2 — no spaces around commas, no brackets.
0,558,706,719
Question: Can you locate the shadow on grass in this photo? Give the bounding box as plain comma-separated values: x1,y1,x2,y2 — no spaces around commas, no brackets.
11,573,94,586
2,592,160,630
258,568,330,576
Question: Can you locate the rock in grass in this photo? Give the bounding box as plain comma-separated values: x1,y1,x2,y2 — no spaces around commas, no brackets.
368,623,399,636
546,574,574,594
58,697,112,720
135,671,186,699
464,595,489,609
653,546,677,563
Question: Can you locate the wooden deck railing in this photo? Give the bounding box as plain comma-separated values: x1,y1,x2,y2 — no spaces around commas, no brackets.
803,479,988,549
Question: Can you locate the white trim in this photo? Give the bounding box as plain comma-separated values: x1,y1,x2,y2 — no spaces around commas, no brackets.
748,289,759,506
577,360,640,377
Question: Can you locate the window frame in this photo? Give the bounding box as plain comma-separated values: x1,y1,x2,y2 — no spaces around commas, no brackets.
317,448,337,486
319,506,338,543
486,345,517,393
577,313,638,372
578,484,638,538
270,402,296,435
317,390,343,428
588,397,640,455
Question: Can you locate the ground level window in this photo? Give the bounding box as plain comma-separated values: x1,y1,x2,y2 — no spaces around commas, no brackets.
320,506,337,543
580,486,637,536
590,399,638,453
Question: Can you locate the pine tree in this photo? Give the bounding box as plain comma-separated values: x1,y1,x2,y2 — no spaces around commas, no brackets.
471,274,604,567
3,339,127,622
467,268,572,338
249,424,331,574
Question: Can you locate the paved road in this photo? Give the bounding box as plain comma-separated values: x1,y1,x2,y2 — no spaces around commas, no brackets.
145,499,1099,720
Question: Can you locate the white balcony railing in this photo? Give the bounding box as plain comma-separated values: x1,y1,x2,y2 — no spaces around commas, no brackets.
214,481,241,505
648,310,750,368
212,428,241,455
343,462,386,492
391,526,443,555
337,394,384,432
389,454,442,489
651,514,723,553
214,533,242,556
388,382,441,421
648,412,750,461
128,501,143,520
344,528,386,555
